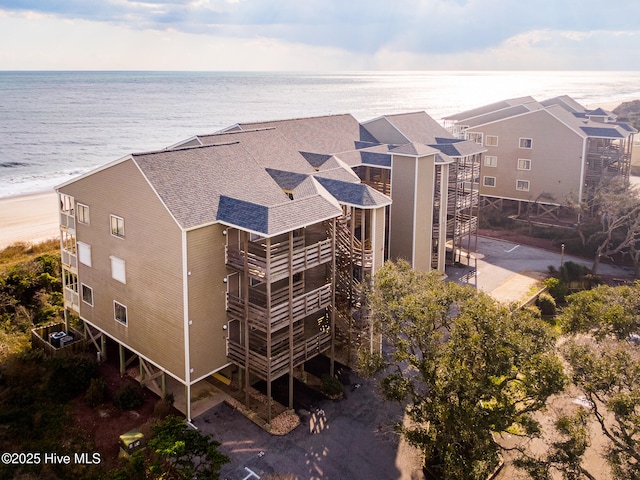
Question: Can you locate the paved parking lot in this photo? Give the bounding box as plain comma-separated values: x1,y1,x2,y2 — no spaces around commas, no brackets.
195,375,424,480
196,237,634,479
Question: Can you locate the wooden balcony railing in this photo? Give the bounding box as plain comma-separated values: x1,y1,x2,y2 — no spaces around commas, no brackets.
330,220,373,269
226,239,333,282
227,283,332,333
226,331,332,381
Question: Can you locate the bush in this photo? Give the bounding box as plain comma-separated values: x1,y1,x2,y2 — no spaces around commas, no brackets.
154,393,175,418
544,277,568,303
46,355,98,402
560,261,590,282
85,377,107,407
114,384,144,410
537,293,557,316
320,374,344,397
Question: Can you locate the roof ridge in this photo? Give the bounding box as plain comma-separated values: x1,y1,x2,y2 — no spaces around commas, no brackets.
133,141,240,157
240,113,352,125
198,127,277,138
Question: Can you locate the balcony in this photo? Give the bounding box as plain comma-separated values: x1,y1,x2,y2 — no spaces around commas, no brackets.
226,330,332,381
448,190,479,211
447,215,478,236
63,286,79,312
227,283,332,333
226,238,333,283
60,212,76,231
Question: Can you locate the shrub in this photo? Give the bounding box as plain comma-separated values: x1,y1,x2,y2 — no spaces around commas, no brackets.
46,355,98,402
154,393,175,418
537,293,557,316
544,277,568,303
85,377,107,407
114,384,144,410
320,374,344,397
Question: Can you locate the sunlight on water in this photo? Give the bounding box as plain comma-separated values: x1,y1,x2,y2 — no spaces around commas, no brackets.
0,71,638,198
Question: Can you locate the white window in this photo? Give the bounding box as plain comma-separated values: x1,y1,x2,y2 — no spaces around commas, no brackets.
517,159,531,170
110,215,125,238
114,301,127,325
483,176,496,187
466,132,483,145
485,135,498,147
110,256,126,284
77,203,90,225
81,284,93,306
77,241,92,267
519,138,533,149
484,156,497,167
516,180,530,191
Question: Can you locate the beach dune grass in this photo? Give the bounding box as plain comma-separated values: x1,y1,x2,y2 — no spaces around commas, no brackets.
0,239,60,268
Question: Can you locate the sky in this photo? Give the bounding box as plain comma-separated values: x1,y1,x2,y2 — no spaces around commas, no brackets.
0,0,639,71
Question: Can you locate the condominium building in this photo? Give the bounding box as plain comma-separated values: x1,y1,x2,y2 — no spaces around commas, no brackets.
444,95,637,218
56,111,476,421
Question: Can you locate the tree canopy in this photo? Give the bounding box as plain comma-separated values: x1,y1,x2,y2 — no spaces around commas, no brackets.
370,260,566,480
557,282,640,479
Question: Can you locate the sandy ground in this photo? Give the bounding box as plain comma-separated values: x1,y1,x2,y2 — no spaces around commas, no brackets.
0,191,60,250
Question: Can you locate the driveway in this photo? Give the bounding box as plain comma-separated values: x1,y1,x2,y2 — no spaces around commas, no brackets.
195,375,424,480
447,236,634,303
196,237,634,480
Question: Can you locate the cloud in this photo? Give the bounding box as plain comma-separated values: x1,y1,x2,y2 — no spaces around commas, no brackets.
1,0,639,56
1,1,639,70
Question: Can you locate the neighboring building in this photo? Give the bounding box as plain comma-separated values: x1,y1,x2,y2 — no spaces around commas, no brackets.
444,95,637,218
56,111,478,422
360,111,485,264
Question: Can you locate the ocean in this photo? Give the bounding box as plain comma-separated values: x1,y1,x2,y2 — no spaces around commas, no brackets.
1,70,639,199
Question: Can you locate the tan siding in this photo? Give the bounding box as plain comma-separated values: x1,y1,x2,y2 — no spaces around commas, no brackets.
414,156,435,271
389,155,416,264
60,159,186,380
187,224,230,380
372,206,386,272
478,110,584,203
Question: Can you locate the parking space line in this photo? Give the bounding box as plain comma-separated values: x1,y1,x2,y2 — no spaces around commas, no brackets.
242,467,260,480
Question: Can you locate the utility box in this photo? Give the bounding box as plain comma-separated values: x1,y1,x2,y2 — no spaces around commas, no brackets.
49,331,66,348
119,429,144,456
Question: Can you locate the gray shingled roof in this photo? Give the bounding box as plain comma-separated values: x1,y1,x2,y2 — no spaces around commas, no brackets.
132,142,342,234
380,111,452,145
580,126,625,138
431,138,485,157
314,177,391,208
237,114,376,155
194,128,315,174
390,143,442,157
217,194,342,236
443,96,537,121
265,168,308,191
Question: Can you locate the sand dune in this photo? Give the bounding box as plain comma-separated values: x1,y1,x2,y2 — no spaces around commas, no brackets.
0,192,60,250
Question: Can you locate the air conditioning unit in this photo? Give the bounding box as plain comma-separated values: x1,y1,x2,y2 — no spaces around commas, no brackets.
49,331,66,348
60,335,74,347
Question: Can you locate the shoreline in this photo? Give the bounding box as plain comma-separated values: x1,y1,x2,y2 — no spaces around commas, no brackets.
1,99,637,251
0,191,60,250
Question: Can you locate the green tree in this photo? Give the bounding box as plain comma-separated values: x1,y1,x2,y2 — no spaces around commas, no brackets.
560,282,640,340
370,260,566,480
557,282,640,479
147,415,229,480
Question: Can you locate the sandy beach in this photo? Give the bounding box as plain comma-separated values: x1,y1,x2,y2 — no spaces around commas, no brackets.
0,101,637,252
0,191,60,250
